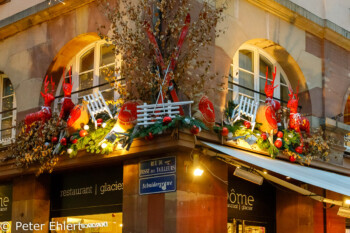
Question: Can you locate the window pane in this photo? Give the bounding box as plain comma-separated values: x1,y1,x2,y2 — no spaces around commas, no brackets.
80,48,94,72
1,117,12,139
2,96,13,112
2,78,13,96
239,50,253,72
280,74,287,84
259,77,268,101
259,56,273,79
281,85,289,105
100,44,115,66
239,70,254,97
99,65,115,91
79,72,93,97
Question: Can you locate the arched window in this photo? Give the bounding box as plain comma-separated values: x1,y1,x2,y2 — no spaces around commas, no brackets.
54,41,121,111
0,72,16,143
229,45,290,105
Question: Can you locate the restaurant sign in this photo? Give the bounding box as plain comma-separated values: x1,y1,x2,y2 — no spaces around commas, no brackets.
0,183,12,221
51,166,123,217
227,168,275,221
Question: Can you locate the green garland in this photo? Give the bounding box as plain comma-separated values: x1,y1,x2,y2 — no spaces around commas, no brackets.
125,115,208,148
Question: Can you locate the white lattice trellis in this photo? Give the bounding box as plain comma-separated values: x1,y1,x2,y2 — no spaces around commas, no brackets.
137,100,193,126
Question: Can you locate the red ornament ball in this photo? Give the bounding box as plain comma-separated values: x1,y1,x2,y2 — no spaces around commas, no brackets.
261,133,267,141
60,138,67,146
244,121,251,129
289,155,296,162
145,132,154,140
70,136,78,144
274,138,283,148
190,125,200,135
96,118,103,127
51,136,58,143
277,131,284,138
79,129,88,137
295,146,303,154
163,116,172,125
221,127,229,137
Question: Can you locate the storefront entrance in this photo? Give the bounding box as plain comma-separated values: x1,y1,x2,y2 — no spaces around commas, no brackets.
228,166,276,233
50,165,123,233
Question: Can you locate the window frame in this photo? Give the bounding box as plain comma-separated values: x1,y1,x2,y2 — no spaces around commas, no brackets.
0,73,16,143
230,44,291,104
54,40,121,112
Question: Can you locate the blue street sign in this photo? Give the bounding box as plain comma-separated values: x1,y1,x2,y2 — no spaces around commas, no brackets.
139,156,176,177
139,174,176,195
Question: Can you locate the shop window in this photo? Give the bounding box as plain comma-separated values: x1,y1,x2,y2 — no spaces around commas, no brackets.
51,213,123,233
0,72,16,144
54,41,121,112
229,45,290,106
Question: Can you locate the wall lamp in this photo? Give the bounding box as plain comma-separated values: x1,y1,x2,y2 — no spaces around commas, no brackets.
193,153,204,176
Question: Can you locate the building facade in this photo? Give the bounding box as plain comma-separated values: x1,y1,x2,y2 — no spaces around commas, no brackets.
0,0,349,232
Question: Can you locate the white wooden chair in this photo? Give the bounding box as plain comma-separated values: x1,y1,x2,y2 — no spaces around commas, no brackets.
231,94,259,131
137,100,193,126
83,91,113,129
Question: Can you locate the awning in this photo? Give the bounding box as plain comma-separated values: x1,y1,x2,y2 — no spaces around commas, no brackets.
200,141,350,197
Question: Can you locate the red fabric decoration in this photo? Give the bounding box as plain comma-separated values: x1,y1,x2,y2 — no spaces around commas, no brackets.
193,96,215,128
67,102,89,134
59,67,75,121
117,101,141,131
287,83,310,145
25,76,55,131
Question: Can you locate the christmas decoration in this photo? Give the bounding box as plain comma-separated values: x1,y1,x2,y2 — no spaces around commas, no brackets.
244,121,251,129
145,13,190,115
25,76,55,131
97,118,103,127
83,91,113,129
295,146,303,154
67,148,73,154
289,155,296,162
221,127,229,136
287,83,310,142
117,101,140,131
277,131,283,138
274,138,283,148
51,136,58,143
145,132,154,140
60,138,67,146
256,67,280,134
264,67,281,113
67,101,90,134
163,116,172,125
59,67,75,121
9,114,66,175
190,125,200,135
230,95,259,131
193,96,216,128
99,0,225,104
79,130,88,137
261,133,267,141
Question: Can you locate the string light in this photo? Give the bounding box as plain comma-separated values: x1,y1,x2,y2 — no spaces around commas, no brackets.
48,0,66,5
84,125,89,130
101,143,107,149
